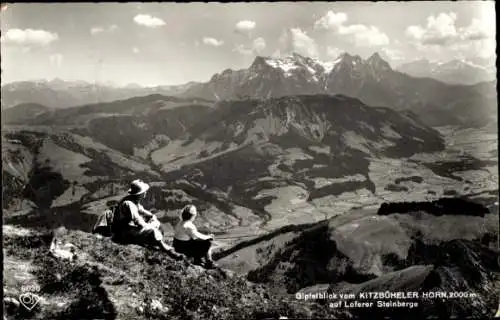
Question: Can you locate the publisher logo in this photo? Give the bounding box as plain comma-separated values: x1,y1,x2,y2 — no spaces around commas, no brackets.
19,292,40,311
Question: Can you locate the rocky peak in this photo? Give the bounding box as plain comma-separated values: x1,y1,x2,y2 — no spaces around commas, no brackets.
367,52,392,70
221,68,234,75
210,68,235,81
337,53,363,67
249,56,270,72
289,52,310,65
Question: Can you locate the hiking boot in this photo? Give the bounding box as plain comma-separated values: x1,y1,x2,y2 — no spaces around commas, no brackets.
166,249,186,261
204,260,219,269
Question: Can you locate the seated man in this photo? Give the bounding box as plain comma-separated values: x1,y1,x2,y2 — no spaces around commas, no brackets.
173,204,217,268
111,179,184,260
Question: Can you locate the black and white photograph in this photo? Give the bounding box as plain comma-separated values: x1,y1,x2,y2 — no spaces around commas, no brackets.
1,2,498,319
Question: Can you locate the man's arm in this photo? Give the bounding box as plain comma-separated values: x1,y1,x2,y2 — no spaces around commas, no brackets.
124,201,148,228
138,204,156,221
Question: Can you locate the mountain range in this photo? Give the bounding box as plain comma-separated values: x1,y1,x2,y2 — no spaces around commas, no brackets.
2,52,496,129
0,79,198,109
180,52,496,128
397,58,496,85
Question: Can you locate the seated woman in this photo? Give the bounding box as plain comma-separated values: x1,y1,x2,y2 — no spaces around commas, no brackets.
173,204,217,268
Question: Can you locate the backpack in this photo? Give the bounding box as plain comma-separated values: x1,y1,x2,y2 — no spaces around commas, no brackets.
92,205,116,237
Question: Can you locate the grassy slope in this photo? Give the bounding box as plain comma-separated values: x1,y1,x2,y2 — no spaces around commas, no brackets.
3,225,346,320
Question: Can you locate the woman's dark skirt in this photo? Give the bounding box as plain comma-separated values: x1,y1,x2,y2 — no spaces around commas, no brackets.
173,238,211,259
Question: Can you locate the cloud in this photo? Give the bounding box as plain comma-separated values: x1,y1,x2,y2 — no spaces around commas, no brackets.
449,39,496,59
410,29,495,62
380,48,406,62
1,28,58,46
406,12,458,45
236,20,256,32
203,37,224,47
346,25,389,47
406,12,495,47
234,37,266,56
234,45,253,55
472,39,496,59
91,25,119,35
49,53,63,68
134,14,166,28
326,46,343,59
90,27,105,35
461,14,495,41
252,37,266,52
314,11,348,30
314,11,389,47
132,47,140,54
279,28,319,58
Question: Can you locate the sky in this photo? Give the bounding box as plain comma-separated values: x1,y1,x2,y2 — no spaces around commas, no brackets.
0,2,496,86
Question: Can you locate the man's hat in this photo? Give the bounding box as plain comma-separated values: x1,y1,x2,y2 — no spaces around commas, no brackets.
128,179,150,195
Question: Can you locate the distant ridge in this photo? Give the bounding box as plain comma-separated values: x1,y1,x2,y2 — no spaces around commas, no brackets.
1,79,200,109
179,52,496,128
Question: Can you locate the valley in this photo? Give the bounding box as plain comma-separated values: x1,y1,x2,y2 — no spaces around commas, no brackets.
2,94,497,252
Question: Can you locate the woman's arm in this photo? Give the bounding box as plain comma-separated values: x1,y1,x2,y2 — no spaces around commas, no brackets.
186,223,213,240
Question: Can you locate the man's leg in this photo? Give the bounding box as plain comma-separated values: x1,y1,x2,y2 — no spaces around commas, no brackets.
138,228,183,259
150,229,185,260
159,240,185,260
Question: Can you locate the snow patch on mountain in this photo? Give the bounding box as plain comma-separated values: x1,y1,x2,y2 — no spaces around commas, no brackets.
264,54,343,78
264,58,299,76
314,57,342,74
